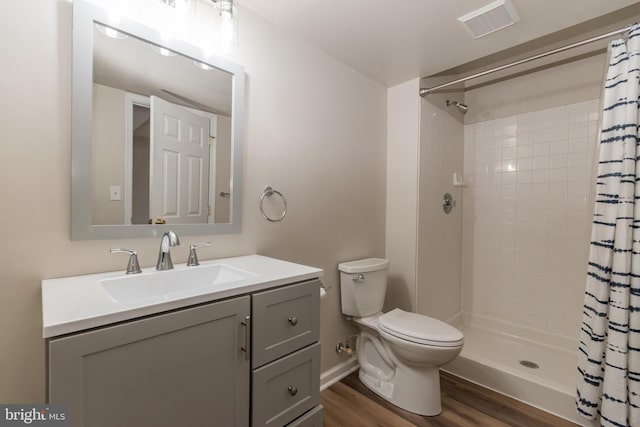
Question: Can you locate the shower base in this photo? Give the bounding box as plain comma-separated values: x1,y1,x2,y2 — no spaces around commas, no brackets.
443,321,597,426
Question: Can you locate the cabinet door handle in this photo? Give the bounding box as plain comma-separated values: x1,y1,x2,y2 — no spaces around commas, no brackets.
287,386,298,396
287,316,298,326
241,316,250,361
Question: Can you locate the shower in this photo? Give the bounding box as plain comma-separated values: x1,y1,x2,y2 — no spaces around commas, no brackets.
446,99,468,115
413,22,637,426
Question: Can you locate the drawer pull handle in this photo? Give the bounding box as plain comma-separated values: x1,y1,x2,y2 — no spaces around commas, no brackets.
288,316,298,326
241,316,250,361
288,386,298,396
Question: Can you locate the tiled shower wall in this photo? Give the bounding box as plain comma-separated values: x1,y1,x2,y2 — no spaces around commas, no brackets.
416,101,464,321
462,99,600,339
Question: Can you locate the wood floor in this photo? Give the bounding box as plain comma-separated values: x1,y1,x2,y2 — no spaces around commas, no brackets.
321,371,579,427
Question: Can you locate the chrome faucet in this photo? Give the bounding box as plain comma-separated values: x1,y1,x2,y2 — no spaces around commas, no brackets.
110,248,142,274
156,231,180,270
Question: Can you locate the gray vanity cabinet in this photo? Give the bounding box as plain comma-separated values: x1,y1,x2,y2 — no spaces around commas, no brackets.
47,296,251,427
47,279,323,427
251,280,323,427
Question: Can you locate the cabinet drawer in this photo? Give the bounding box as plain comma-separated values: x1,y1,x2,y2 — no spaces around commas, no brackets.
252,280,320,367
252,343,320,427
286,405,323,427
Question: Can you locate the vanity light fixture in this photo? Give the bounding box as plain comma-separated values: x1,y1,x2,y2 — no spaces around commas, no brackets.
210,0,237,53
159,0,190,9
157,0,238,53
211,0,234,20
157,0,191,42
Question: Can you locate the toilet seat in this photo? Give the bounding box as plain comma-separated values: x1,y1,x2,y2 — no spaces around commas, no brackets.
378,309,463,348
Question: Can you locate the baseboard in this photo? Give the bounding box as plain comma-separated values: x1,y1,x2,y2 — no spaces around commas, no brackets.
320,356,359,391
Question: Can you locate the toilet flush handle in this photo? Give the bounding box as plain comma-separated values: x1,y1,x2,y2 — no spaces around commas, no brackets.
353,274,365,282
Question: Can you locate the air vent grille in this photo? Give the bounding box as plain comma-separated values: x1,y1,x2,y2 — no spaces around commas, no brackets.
458,0,520,39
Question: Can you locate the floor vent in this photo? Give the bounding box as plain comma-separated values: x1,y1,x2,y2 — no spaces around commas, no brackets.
458,0,520,39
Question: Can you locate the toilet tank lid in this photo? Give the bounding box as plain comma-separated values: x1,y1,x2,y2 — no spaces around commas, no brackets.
338,258,389,274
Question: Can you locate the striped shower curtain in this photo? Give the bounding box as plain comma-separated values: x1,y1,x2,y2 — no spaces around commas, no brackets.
577,25,640,426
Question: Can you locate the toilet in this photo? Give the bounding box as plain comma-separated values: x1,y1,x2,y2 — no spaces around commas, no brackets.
338,258,463,416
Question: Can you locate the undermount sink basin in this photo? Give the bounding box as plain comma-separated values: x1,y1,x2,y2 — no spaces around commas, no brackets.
100,264,257,303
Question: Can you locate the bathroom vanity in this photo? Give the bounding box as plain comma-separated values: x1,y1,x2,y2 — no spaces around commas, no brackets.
42,255,323,427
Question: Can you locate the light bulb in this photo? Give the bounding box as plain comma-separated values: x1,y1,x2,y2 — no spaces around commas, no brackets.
212,0,236,53
219,11,233,53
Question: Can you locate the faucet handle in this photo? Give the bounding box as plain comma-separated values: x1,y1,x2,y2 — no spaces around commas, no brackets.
186,242,211,266
110,248,142,274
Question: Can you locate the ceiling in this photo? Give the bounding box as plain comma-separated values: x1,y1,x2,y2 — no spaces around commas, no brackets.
237,0,640,88
93,24,233,116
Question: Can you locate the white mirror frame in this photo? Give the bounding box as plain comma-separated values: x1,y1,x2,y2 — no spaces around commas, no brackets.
71,0,244,240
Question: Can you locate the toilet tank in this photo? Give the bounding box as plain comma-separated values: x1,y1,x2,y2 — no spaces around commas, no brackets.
338,258,389,317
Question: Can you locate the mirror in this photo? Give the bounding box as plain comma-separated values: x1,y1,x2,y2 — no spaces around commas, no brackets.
72,0,244,240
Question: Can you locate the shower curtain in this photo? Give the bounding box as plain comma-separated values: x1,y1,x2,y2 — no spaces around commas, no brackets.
577,25,640,427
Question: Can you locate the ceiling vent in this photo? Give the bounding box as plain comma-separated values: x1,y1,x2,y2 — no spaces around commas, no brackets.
458,0,520,39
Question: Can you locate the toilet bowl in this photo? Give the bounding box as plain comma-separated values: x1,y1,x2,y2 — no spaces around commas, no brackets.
339,258,463,416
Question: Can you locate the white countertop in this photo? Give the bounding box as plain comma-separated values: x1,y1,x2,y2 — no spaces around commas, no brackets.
42,254,323,338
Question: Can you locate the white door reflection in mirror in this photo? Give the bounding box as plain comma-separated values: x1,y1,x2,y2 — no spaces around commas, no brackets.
150,96,210,224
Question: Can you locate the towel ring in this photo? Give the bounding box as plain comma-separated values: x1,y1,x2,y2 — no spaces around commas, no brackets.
260,186,287,222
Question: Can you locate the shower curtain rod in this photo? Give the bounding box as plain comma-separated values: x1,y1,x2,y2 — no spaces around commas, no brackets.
419,24,634,97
